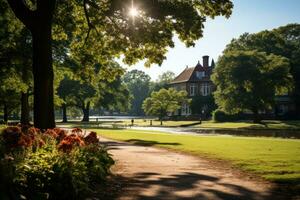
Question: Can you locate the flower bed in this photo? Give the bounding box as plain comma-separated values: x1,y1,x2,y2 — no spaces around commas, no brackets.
0,126,114,199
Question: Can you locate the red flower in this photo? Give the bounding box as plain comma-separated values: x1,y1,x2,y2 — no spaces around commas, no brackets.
18,134,33,147
58,134,85,152
71,127,84,137
84,131,99,145
44,129,58,139
53,128,67,142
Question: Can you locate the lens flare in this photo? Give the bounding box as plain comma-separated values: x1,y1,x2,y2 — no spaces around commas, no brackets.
129,7,138,17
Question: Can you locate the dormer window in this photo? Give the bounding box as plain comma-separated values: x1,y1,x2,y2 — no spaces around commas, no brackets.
196,71,205,79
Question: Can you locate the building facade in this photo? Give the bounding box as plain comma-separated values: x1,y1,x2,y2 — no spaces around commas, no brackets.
170,55,215,116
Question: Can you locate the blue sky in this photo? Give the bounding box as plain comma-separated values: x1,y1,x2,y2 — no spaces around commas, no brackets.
123,0,300,80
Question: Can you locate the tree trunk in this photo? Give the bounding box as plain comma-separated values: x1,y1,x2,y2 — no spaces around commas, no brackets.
21,92,30,125
31,24,55,129
3,104,8,123
62,104,67,123
7,0,57,129
82,102,90,122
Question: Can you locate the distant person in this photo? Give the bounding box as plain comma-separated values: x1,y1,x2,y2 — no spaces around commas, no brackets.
150,120,152,126
131,119,134,126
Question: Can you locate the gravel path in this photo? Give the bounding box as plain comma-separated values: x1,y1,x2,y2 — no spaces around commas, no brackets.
100,137,287,200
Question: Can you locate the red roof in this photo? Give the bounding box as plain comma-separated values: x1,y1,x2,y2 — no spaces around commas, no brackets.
170,62,212,84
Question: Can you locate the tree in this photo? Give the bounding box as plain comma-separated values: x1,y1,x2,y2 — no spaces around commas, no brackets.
123,70,151,115
57,60,128,122
95,77,131,113
190,95,217,117
224,24,300,116
5,0,233,128
151,71,176,91
56,76,76,122
212,50,293,123
142,88,189,125
0,2,33,124
0,68,27,122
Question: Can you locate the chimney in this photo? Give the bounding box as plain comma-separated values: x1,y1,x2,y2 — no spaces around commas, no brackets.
203,55,209,68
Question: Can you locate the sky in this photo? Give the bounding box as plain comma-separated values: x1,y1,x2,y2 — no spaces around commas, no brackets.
121,0,300,81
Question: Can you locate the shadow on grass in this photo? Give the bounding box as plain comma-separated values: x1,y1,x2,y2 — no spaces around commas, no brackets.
97,172,299,200
125,139,181,147
180,122,202,127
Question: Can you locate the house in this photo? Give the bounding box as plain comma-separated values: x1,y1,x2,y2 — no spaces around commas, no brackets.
170,55,215,116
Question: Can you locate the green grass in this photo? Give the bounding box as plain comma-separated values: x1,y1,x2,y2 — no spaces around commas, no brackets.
115,119,200,127
93,128,300,183
195,120,300,130
58,120,300,130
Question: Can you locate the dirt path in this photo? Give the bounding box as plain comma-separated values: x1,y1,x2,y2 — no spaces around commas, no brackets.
100,137,291,200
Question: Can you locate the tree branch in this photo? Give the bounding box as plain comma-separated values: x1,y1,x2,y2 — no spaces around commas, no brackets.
6,0,35,29
83,0,93,44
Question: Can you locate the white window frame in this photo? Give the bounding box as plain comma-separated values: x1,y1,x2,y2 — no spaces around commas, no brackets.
201,83,210,96
190,83,196,96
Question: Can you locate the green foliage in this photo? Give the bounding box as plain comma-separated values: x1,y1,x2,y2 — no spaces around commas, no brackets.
123,70,151,115
190,95,217,116
212,50,292,122
143,88,190,121
66,0,233,67
212,109,241,122
57,61,130,119
151,71,176,91
3,0,233,127
224,24,300,115
0,127,114,199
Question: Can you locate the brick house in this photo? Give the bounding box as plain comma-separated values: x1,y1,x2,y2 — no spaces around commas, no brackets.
170,55,215,116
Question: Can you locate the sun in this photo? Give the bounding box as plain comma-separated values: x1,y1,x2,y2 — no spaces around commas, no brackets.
129,7,138,17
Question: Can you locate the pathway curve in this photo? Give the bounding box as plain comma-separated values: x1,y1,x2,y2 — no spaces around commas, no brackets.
100,137,285,200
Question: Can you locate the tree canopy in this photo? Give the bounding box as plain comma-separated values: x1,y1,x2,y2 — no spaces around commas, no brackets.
123,69,151,116
212,50,292,122
151,71,176,91
142,88,189,124
223,24,300,116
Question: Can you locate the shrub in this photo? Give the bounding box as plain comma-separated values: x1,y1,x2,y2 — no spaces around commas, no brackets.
212,109,242,122
0,126,114,200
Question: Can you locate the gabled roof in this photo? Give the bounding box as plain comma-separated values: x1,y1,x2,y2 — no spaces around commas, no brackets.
170,61,213,84
170,66,196,84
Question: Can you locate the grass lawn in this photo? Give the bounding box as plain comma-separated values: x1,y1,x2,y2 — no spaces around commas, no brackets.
59,119,300,130
115,119,200,127
195,120,300,130
93,128,300,184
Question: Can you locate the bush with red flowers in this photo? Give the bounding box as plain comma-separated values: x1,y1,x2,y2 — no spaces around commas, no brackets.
58,134,85,152
0,126,114,200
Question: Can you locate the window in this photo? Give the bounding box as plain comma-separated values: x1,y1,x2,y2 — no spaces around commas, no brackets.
201,83,210,96
181,104,191,116
196,71,205,79
190,83,196,96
